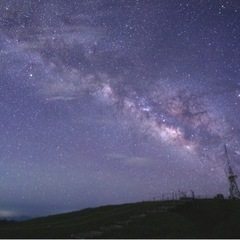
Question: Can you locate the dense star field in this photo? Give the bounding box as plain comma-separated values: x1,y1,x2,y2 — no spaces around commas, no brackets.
0,0,240,218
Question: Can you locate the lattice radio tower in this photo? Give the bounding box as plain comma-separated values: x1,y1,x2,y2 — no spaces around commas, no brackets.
224,144,240,199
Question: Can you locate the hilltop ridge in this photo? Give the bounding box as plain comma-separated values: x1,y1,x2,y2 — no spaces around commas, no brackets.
0,198,240,238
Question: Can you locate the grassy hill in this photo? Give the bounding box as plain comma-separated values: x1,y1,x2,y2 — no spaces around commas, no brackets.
1,198,240,238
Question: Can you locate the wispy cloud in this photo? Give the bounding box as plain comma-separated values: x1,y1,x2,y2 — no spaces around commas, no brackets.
0,209,22,218
125,157,151,167
106,153,153,167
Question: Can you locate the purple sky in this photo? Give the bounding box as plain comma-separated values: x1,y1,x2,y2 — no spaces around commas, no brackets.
0,0,240,218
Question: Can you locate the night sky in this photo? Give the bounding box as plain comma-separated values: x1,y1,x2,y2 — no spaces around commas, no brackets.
0,0,240,218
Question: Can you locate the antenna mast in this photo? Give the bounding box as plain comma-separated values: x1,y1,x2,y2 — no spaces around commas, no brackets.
224,144,240,199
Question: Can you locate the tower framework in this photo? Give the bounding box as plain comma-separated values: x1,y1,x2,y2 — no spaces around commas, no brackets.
224,144,240,199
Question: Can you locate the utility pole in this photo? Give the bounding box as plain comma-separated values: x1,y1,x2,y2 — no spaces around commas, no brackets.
224,144,240,199
191,190,195,199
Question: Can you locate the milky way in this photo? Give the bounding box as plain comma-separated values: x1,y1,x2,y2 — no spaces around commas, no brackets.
0,0,240,218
